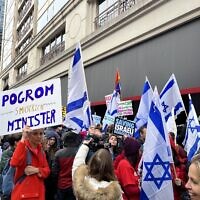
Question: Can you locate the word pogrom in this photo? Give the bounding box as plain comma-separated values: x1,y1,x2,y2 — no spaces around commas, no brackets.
1,84,54,107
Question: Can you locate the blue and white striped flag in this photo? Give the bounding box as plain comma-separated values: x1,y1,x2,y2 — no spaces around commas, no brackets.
102,89,120,130
64,43,92,133
183,94,200,161
141,87,174,200
134,77,153,138
160,74,185,122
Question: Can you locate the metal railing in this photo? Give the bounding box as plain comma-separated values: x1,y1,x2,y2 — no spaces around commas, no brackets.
18,0,32,22
40,41,65,65
95,0,136,28
16,71,27,81
17,22,32,41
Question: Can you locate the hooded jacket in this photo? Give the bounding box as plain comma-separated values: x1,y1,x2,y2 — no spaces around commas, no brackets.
10,140,50,200
72,144,122,200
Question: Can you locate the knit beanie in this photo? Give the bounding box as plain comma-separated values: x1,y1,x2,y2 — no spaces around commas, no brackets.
124,137,141,157
45,130,58,140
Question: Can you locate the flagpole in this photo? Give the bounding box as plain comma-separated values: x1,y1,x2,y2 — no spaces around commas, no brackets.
172,163,177,179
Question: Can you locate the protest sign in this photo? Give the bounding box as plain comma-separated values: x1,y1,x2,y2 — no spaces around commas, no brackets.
113,117,135,136
117,100,133,116
92,114,101,125
102,112,115,126
62,106,66,120
0,79,62,135
105,94,112,106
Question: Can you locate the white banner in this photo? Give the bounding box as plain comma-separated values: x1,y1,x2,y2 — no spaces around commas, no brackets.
92,114,101,125
0,79,62,135
117,100,133,116
105,94,112,106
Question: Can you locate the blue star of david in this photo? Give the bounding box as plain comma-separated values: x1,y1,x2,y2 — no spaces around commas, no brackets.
187,117,196,134
161,101,169,113
144,153,171,189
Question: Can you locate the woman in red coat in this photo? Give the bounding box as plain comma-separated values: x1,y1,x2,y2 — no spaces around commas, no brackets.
169,133,188,200
115,137,141,200
10,126,50,200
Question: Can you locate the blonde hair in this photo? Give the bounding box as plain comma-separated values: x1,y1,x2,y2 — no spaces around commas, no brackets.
191,154,200,176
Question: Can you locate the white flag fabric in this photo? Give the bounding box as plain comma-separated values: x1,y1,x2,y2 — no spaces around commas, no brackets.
141,87,174,200
64,43,92,133
102,89,120,129
183,94,200,161
160,74,185,122
166,107,177,144
134,77,153,138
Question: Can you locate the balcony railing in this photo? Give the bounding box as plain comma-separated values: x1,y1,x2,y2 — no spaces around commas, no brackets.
40,42,65,65
17,22,32,41
16,71,27,82
95,0,136,28
18,0,32,22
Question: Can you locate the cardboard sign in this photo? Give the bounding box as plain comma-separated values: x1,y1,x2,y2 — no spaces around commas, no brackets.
0,79,62,135
113,117,135,136
105,94,112,106
92,114,101,125
117,100,133,116
102,112,115,126
62,106,66,120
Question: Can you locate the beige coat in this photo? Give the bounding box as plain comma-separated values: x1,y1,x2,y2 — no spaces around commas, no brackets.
72,144,122,200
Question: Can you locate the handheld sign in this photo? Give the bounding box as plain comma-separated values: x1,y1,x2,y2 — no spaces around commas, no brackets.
113,117,135,136
0,79,62,135
117,100,133,116
105,94,112,106
92,114,101,125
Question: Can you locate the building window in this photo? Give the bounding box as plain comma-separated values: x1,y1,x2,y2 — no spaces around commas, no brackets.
16,62,27,81
2,76,9,91
37,0,69,33
18,0,32,22
17,14,33,42
40,31,65,65
16,35,32,55
95,0,136,28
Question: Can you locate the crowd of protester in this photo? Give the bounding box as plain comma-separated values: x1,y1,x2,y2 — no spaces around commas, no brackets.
0,123,199,200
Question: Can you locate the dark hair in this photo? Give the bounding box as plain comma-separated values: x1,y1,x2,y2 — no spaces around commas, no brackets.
139,125,146,134
123,138,141,168
62,131,81,147
7,133,22,146
88,148,116,182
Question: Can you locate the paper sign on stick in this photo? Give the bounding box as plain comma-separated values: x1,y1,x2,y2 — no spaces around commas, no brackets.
0,79,62,135
117,100,133,116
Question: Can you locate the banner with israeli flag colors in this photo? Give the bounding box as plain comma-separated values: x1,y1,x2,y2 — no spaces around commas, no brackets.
102,89,120,130
160,74,185,122
102,70,121,131
141,87,174,200
134,77,153,138
183,94,200,161
64,43,92,133
166,107,177,144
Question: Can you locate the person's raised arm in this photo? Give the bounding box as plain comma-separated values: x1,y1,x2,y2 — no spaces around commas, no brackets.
72,139,92,178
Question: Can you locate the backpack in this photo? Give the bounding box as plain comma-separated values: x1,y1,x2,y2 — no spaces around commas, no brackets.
1,147,32,198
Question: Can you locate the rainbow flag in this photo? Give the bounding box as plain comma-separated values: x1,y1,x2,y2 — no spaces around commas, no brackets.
115,69,121,94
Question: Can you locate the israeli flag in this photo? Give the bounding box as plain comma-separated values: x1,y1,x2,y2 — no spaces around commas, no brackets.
160,74,185,122
141,87,174,200
102,89,120,130
166,108,177,143
183,94,200,161
134,77,153,138
64,43,92,133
